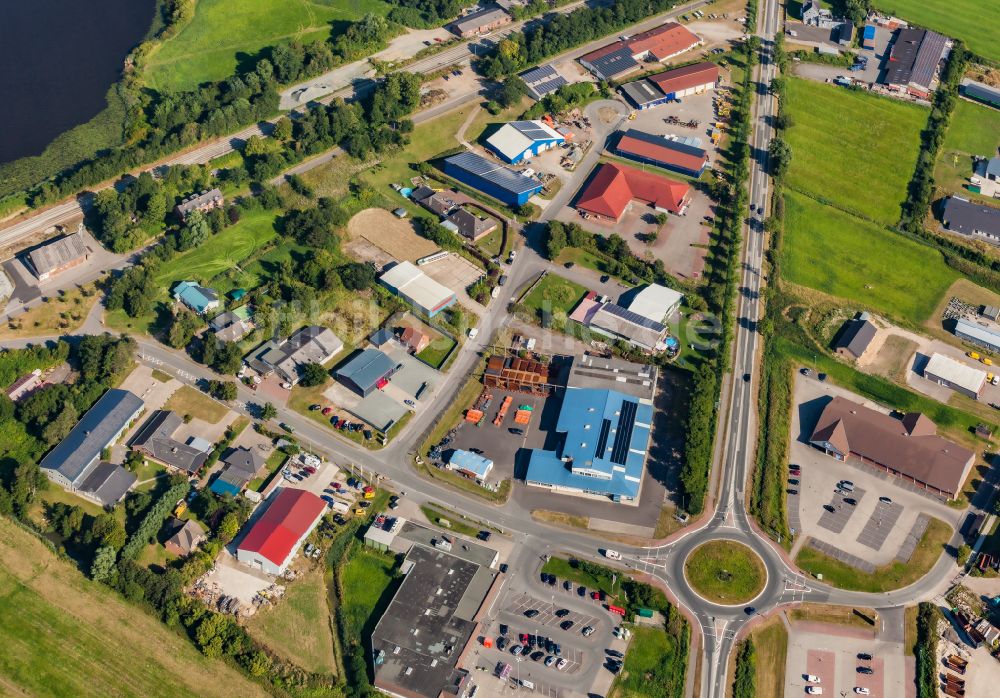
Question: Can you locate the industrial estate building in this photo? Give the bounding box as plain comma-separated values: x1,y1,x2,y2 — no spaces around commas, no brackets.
625,283,684,324
923,353,987,400
620,62,719,110
518,64,567,100
579,22,701,80
884,27,948,97
25,230,91,281
446,450,494,484
614,129,709,177
809,396,975,499
954,317,1000,354
961,78,1000,108
942,196,1000,243
570,292,670,351
576,162,691,222
485,120,565,164
442,151,544,207
39,388,141,506
236,488,327,575
379,261,458,317
336,348,399,397
247,325,344,385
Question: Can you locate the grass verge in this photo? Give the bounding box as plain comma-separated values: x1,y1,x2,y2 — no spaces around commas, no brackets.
787,603,878,629
684,541,766,605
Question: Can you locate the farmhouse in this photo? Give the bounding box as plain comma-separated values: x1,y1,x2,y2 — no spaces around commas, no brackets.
942,196,1000,243
164,518,206,557
442,151,543,207
484,355,555,394
883,27,948,97
449,5,511,38
954,317,1000,354
615,129,709,177
236,488,327,575
518,64,568,100
486,120,565,164
336,348,399,397
446,208,497,241
625,283,684,324
209,447,266,497
923,353,987,400
961,79,1000,108
26,230,90,281
447,450,494,484
379,261,457,317
247,325,344,385
809,396,975,499
174,188,223,221
833,315,877,360
579,22,701,80
172,280,220,315
575,162,691,222
371,545,496,698
128,410,210,474
525,387,654,503
39,388,142,506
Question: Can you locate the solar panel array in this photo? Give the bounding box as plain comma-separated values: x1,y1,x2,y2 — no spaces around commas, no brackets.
444,151,541,196
610,400,638,465
601,302,667,332
590,47,638,79
519,65,557,84
596,418,612,460
512,121,557,140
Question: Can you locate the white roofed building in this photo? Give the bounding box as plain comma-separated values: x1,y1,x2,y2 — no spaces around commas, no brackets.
626,284,683,324
485,120,566,164
923,353,988,400
379,261,457,318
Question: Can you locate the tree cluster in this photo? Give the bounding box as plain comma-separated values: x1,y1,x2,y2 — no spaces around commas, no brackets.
387,0,469,28
120,481,191,561
732,639,757,698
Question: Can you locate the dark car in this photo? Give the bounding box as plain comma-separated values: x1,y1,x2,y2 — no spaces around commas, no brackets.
787,489,798,495
577,585,586,597
525,609,539,618
553,643,561,656
478,530,492,541
510,428,525,435
499,624,509,636
497,637,508,650
560,620,574,631
818,373,827,382
744,606,756,615
857,667,873,675
788,478,799,485
564,261,575,268
878,496,892,504
857,653,872,661
600,275,610,283
530,651,545,662
824,504,836,513
606,649,623,659
527,634,536,647
499,563,508,573
555,609,570,618
844,498,857,506
564,580,573,591
545,638,555,653
743,373,751,381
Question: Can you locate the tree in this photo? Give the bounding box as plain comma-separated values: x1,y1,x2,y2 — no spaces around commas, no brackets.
41,401,77,445
545,221,567,260
958,543,972,566
339,262,376,291
299,362,328,388
168,309,202,349
89,512,127,550
500,76,527,107
261,403,277,420
774,112,795,130
90,546,118,582
272,117,292,142
217,512,240,544
208,380,237,401
653,213,668,226
768,137,792,179
176,210,211,250
243,135,271,157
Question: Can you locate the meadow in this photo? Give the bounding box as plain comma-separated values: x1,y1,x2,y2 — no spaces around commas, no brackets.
935,99,1000,198
145,0,390,92
875,0,1000,63
784,78,926,225
781,191,957,324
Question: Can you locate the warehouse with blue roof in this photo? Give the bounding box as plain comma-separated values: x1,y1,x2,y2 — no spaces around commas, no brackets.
447,450,494,484
524,387,652,503
485,120,566,164
442,151,544,207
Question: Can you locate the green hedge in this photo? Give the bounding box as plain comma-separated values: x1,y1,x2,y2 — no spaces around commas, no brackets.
915,602,940,698
732,638,756,698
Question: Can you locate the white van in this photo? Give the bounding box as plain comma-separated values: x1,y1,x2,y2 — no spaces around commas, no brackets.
604,549,622,560
520,679,534,689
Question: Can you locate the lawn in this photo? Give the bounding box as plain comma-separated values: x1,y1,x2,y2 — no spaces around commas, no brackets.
781,190,957,324
875,0,1000,63
784,77,926,225
416,335,456,369
521,273,587,324
540,557,624,603
246,566,336,674
338,546,398,637
748,616,788,698
935,99,1000,199
163,385,230,424
249,450,289,491
683,541,765,605
145,0,391,92
618,626,686,698
795,517,952,592
420,503,482,538
0,285,100,339
787,603,878,629
0,516,266,698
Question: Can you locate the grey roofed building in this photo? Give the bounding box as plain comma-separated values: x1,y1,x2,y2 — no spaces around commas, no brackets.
423,191,461,216
26,231,90,280
128,410,209,473
620,79,667,108
884,28,947,93
174,188,223,220
336,348,398,396
961,78,1000,108
369,327,395,346
955,317,1000,353
409,185,436,204
566,353,658,400
446,208,498,241
942,196,1000,243
221,446,267,474
449,5,511,37
78,461,137,506
40,388,144,489
209,309,253,342
986,157,1000,182
518,64,568,100
370,544,496,698
833,316,877,360
590,303,668,351
248,325,344,385
164,517,206,557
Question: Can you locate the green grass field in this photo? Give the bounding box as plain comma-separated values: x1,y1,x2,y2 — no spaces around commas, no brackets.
338,546,398,637
522,274,586,321
784,78,926,225
876,0,1000,63
145,0,391,92
935,99,1000,198
618,626,685,698
154,210,278,288
540,557,624,603
0,517,266,698
683,541,765,605
781,191,957,323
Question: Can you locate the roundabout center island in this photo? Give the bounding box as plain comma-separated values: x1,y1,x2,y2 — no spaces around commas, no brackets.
684,540,767,606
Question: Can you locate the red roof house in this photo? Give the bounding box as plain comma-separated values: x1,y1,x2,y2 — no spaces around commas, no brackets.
648,62,720,96
575,163,691,221
236,488,326,574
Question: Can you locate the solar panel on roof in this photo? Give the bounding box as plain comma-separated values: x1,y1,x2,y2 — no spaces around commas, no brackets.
445,152,542,195
610,401,638,465
591,47,638,78
520,65,558,84
601,303,666,331
531,76,567,96
596,418,612,458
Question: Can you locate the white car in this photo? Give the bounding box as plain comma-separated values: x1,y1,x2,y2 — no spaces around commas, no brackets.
604,549,622,560
804,675,821,683
854,689,870,696
468,327,479,339
556,658,567,671
806,688,823,696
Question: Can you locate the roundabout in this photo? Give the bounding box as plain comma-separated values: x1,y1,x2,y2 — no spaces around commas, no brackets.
683,540,767,606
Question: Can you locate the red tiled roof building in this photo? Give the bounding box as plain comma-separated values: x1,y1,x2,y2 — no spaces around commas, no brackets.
575,163,691,222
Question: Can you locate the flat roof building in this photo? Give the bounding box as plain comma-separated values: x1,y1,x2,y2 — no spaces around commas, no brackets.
924,353,987,400
447,450,494,484
625,283,684,324
486,120,565,164
518,64,568,100
336,348,399,397
809,396,975,498
566,354,657,400
942,196,1000,244
833,316,877,360
442,151,544,207
128,410,210,473
380,261,458,317
247,325,343,385
615,130,709,177
26,231,91,281
39,388,142,505
236,487,327,575
575,163,691,222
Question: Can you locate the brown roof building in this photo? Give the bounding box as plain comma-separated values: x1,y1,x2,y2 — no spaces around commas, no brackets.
446,208,498,241
400,326,430,353
174,188,223,221
648,61,720,96
484,356,554,395
809,396,975,498
26,231,90,281
164,517,206,557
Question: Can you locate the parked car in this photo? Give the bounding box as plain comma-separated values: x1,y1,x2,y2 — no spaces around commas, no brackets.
844,498,857,506
544,655,556,667
857,653,872,661
788,478,800,485
525,609,539,618
556,658,567,671
854,688,870,695
564,580,573,591
560,620,574,631
530,651,544,662
555,608,570,618
510,428,525,435
511,645,523,657
804,675,821,683
321,406,333,415
878,496,892,504
582,626,595,637
577,585,587,596
857,667,873,675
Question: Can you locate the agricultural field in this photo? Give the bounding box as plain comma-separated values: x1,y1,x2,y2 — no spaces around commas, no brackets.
781,191,957,324
0,516,266,698
934,99,1000,199
875,0,1000,63
145,0,391,92
783,78,926,225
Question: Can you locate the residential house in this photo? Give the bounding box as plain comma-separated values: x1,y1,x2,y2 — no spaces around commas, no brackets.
174,188,224,221
449,5,511,38
833,315,877,360
210,447,267,497
400,326,430,354
128,410,210,474
164,517,206,557
6,369,42,402
210,305,254,343
173,280,221,315
247,325,344,385
446,208,498,241
942,196,1000,244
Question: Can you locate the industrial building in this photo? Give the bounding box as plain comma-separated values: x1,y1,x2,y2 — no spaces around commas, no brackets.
614,129,709,177
448,4,511,37
336,348,399,397
923,353,987,400
379,261,457,317
833,314,877,360
518,64,567,100
625,283,684,324
942,196,1000,244
961,78,1000,108
579,22,701,80
809,396,975,499
620,62,719,110
128,410,210,473
246,325,344,385
525,387,654,503
485,120,565,164
954,317,1000,354
483,355,555,394
446,450,494,484
570,292,670,351
25,230,91,281
236,488,327,575
39,388,141,506
575,162,691,222
442,151,544,207
883,27,948,97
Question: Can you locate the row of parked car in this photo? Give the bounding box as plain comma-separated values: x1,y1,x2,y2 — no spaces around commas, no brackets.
309,404,374,439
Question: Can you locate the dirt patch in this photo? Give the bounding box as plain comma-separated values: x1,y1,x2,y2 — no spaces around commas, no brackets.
597,107,619,125
866,334,918,381
346,208,438,264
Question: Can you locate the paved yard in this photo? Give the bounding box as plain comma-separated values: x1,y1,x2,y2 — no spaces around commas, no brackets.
422,253,486,314
785,624,907,698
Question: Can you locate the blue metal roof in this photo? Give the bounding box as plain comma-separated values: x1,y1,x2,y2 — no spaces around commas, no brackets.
336,348,397,392
173,280,218,313
443,151,544,196
525,388,651,500
863,24,875,39
448,450,493,479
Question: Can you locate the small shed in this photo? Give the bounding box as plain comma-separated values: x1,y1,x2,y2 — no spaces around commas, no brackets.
393,208,408,219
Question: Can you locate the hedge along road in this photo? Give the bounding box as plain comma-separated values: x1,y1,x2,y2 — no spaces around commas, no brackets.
683,540,767,606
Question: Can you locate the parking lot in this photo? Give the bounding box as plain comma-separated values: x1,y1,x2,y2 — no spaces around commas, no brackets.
784,624,904,698
789,372,962,568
